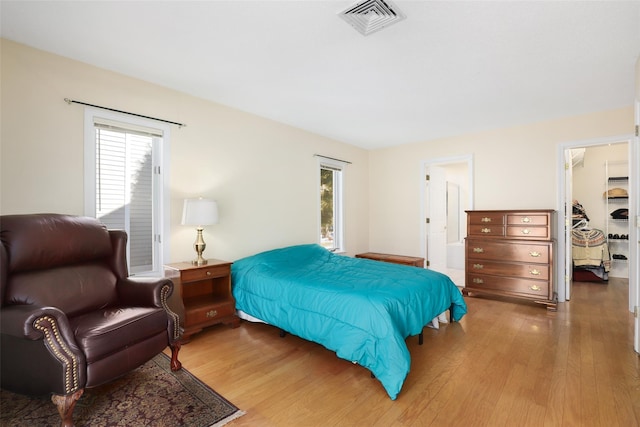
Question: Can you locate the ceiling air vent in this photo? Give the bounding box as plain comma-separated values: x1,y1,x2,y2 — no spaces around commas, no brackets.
339,0,406,36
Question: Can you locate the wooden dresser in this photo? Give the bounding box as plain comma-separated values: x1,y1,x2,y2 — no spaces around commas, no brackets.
464,210,557,310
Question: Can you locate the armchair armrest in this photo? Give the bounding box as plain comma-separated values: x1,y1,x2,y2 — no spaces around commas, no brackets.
1,305,78,345
0,305,86,395
116,277,182,343
116,276,173,307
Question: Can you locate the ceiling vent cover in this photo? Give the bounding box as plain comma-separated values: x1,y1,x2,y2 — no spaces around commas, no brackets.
339,0,406,36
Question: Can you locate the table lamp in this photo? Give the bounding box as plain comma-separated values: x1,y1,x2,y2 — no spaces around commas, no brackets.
181,198,219,265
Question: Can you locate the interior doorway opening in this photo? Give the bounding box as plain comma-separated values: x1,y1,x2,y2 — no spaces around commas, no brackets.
560,138,635,302
422,155,474,288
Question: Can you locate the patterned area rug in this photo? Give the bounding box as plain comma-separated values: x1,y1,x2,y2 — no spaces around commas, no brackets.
0,353,244,427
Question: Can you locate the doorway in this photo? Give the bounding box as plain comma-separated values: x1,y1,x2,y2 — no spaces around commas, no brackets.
557,136,638,355
422,155,474,288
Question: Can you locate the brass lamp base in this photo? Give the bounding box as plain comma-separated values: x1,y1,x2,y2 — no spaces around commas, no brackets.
192,227,208,266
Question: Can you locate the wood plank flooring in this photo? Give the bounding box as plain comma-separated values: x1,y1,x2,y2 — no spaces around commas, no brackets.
166,278,639,426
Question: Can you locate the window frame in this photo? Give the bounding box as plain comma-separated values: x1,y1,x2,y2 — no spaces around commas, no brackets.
318,157,346,253
83,107,171,276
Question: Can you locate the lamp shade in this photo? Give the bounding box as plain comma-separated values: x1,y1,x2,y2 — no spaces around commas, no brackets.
181,198,219,226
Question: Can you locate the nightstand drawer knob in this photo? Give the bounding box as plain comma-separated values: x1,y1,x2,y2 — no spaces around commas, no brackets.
530,269,540,276
481,228,491,233
481,217,492,223
206,271,212,276
521,217,531,223
472,278,484,284
521,229,530,234
529,251,540,257
473,247,484,253
529,285,541,291
473,264,484,269
206,310,218,318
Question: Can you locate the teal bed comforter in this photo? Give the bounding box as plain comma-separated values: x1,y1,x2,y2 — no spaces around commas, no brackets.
231,244,467,400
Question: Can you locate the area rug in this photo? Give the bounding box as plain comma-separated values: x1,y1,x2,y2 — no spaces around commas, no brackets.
0,353,245,427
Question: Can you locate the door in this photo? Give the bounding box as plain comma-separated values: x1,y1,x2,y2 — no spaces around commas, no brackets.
425,165,447,273
634,55,639,352
564,149,575,300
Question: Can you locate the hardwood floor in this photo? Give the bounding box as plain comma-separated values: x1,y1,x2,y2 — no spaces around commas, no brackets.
167,278,639,426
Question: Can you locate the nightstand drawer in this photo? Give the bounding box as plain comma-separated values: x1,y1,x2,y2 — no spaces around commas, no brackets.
185,301,235,325
181,265,230,282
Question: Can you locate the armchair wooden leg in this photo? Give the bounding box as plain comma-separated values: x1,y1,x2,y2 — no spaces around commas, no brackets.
51,389,84,427
170,342,182,371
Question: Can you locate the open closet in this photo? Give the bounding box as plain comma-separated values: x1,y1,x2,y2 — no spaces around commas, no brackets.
570,142,629,282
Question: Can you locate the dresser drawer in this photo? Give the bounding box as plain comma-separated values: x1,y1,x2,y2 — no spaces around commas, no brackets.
506,225,551,240
466,260,550,280
467,212,505,225
466,274,551,298
468,224,505,237
506,213,549,226
466,239,550,263
181,264,230,282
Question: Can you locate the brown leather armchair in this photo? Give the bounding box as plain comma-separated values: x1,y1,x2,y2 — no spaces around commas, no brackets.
0,214,182,427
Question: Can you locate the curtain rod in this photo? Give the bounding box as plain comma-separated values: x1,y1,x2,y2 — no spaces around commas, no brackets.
64,98,186,128
314,154,352,164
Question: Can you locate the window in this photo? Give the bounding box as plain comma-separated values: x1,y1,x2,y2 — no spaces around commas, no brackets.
84,109,170,276
319,158,345,252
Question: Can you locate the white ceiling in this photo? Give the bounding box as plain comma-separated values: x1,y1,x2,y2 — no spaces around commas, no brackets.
2,1,639,149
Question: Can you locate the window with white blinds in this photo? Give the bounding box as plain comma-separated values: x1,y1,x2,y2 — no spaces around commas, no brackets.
84,109,170,276
319,157,346,253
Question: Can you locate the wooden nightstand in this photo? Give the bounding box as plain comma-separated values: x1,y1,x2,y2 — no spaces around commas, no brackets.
164,259,239,343
355,252,425,268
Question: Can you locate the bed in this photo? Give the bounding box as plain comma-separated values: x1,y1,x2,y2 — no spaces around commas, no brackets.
230,244,468,400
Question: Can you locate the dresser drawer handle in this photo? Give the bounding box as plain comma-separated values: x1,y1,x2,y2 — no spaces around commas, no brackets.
529,251,541,257
529,269,540,276
473,247,484,253
473,264,484,269
206,310,218,318
521,217,531,223
481,217,492,223
472,278,484,284
481,228,491,234
206,271,212,276
529,285,541,292
521,229,530,235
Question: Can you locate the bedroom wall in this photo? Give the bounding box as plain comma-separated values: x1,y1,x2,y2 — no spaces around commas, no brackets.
0,39,370,262
368,107,635,258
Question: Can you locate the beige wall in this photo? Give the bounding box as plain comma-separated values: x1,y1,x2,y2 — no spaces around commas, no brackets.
1,39,635,266
369,107,634,257
0,39,370,262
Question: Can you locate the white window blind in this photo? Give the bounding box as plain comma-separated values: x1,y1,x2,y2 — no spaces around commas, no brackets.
85,109,169,276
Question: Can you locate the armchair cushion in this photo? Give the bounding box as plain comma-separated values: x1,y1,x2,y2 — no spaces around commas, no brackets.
71,307,167,364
